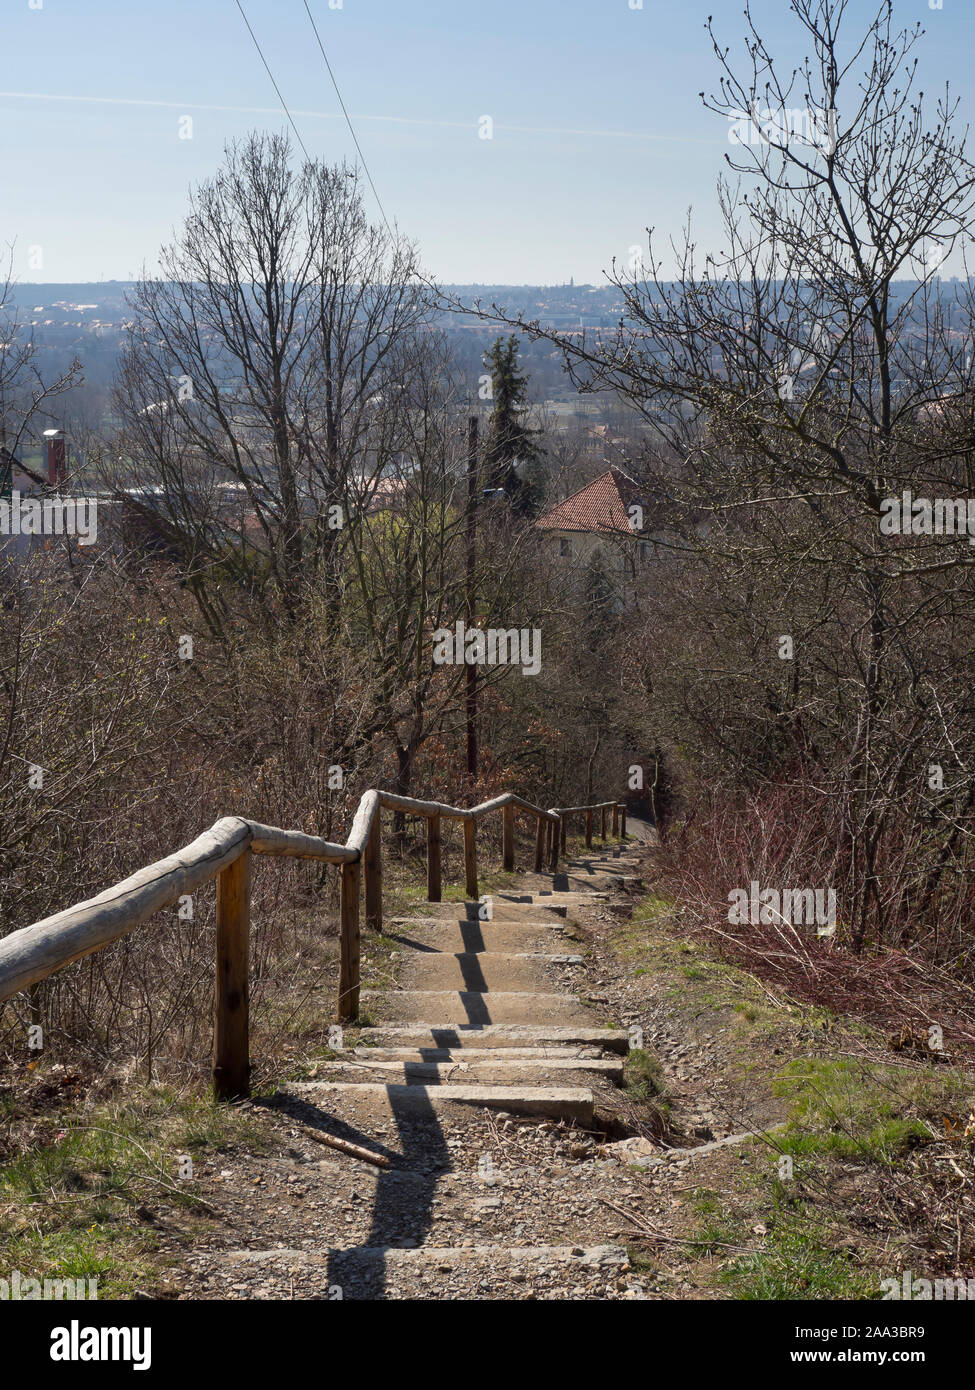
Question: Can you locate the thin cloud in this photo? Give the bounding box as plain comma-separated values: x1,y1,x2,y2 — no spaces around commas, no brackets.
0,89,716,144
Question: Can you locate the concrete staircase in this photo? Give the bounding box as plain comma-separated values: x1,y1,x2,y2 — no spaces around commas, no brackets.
284,844,645,1127
185,838,652,1299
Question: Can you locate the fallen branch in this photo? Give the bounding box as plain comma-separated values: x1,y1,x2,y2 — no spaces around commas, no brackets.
293,1121,392,1169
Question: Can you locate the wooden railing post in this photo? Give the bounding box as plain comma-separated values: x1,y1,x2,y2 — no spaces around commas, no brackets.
427,812,442,902
620,806,627,839
28,981,42,1034
464,817,478,898
601,805,608,841
612,803,618,836
585,808,593,849
339,859,361,1023
533,814,546,872
502,804,515,871
364,811,382,932
549,817,559,871
213,850,251,1102
560,816,567,855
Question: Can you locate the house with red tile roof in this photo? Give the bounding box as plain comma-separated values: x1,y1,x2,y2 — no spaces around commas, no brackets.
535,465,652,604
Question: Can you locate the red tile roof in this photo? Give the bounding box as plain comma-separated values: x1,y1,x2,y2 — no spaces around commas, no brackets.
535,466,644,534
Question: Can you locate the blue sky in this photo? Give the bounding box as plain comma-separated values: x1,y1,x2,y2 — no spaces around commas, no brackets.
1,0,972,284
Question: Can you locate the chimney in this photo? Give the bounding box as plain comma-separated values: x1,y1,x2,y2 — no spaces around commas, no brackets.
43,428,66,490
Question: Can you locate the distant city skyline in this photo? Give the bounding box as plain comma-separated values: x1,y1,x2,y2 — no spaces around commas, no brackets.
2,0,974,285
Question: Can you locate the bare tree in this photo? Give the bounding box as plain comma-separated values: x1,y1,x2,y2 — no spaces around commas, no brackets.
467,0,975,954
113,133,431,628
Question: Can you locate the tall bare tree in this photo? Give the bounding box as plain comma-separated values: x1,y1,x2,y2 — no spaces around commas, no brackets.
114,133,431,628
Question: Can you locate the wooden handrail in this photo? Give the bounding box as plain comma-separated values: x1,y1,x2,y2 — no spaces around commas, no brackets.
550,801,628,851
0,787,627,1101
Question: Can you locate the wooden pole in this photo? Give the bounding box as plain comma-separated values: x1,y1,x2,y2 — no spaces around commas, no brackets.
548,818,559,871
560,817,567,855
502,804,515,871
427,812,442,902
585,808,593,849
533,814,546,872
601,805,608,840
28,981,42,1032
338,859,361,1024
213,850,251,1101
612,804,618,836
464,817,478,898
364,811,382,932
620,807,627,839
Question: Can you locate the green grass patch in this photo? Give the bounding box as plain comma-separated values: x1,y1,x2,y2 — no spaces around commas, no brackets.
718,1207,875,1300
624,1047,666,1102
773,1056,969,1165
0,1080,273,1297
631,893,676,924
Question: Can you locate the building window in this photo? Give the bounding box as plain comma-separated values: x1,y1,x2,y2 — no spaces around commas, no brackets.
559,537,573,558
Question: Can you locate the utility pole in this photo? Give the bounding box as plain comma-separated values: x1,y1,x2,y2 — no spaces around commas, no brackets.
465,414,478,780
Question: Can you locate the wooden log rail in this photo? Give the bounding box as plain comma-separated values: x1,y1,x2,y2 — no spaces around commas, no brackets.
553,801,627,848
0,790,629,1102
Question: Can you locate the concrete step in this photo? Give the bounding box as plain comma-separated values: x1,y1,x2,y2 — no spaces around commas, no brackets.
564,872,642,883
313,1057,623,1084
492,891,607,904
401,952,583,993
285,1081,595,1122
352,1044,612,1061
221,1244,629,1266
387,920,569,953
559,877,641,887
533,865,629,877
205,1244,631,1298
361,989,594,1025
555,875,641,893
556,849,637,859
562,862,638,874
395,915,574,930
566,878,644,894
409,900,569,922
356,1023,630,1052
564,861,641,874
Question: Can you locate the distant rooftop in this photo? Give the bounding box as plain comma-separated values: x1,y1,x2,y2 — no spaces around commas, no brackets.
535,465,644,535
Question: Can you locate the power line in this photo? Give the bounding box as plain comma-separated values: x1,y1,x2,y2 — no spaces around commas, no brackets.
234,0,311,162
302,0,395,240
